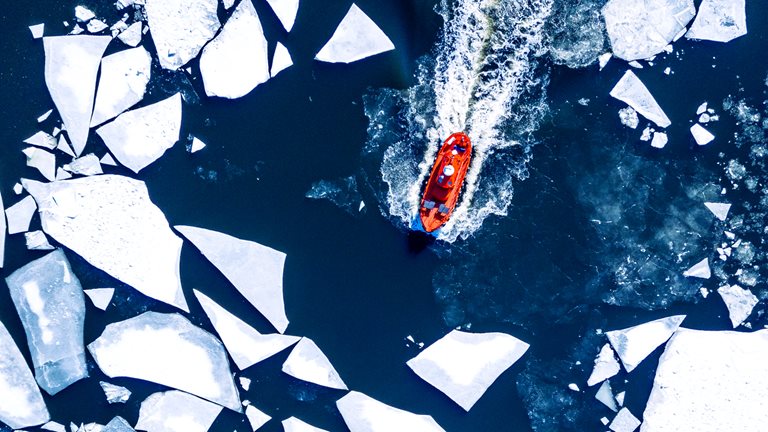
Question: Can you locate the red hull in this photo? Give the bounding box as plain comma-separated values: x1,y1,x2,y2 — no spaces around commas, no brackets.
419,132,472,233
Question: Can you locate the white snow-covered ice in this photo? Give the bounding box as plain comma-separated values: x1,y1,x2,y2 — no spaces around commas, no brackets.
91,46,152,127
245,405,271,431
336,391,446,432
717,285,758,328
282,337,347,390
189,137,207,153
103,417,134,432
610,71,671,128
23,147,56,181
282,417,328,432
6,195,37,235
29,23,45,39
144,0,220,70
271,42,293,77
64,153,103,176
650,132,668,149
704,202,731,220
100,381,131,404
686,0,746,43
136,390,223,432
24,131,57,149
117,22,142,47
265,0,299,32
606,315,685,372
682,257,710,279
587,343,621,386
315,4,394,64
690,123,714,145
595,380,618,412
610,407,641,432
25,230,55,250
84,288,115,311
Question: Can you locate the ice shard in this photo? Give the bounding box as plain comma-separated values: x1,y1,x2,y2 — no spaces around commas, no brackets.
64,154,103,176
175,225,288,333
0,320,50,429
605,315,685,372
682,258,710,279
282,417,328,432
88,312,241,411
610,71,671,128
41,421,66,432
641,329,768,431
91,46,152,127
22,175,188,311
75,6,95,22
704,202,731,221
596,380,618,412
282,337,347,390
264,0,299,32
336,391,446,432
245,405,271,431
136,390,223,432
100,381,131,403
717,285,757,328
200,0,269,99
271,42,293,77
602,0,695,60
84,288,115,311
24,131,57,150
406,330,529,411
6,195,37,234
96,93,182,173
315,4,395,64
100,153,118,166
25,230,55,250
690,123,714,145
193,290,300,370
23,147,56,181
43,36,111,155
5,249,88,395
103,417,134,432
686,0,746,43
117,22,142,47
587,344,621,386
189,137,206,153
29,23,45,39
610,407,641,432
145,0,220,70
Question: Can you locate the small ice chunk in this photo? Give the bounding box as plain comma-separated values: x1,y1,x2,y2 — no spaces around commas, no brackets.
568,383,580,391
23,147,56,181
96,93,182,173
683,258,710,279
87,19,108,33
222,0,235,9
650,132,668,148
406,330,529,411
315,4,395,64
0,191,4,267
88,312,241,411
41,421,67,432
57,135,75,157
618,107,639,129
25,231,54,250
102,417,134,432
616,391,625,406
24,131,57,149
5,249,88,395
64,154,103,176
282,417,328,432
628,60,643,69
37,110,53,123
136,390,223,432
6,196,37,234
193,290,300,370
596,380,618,412
84,288,115,311
601,417,610,426
145,0,221,70
587,344,621,386
606,315,686,372
609,407,640,432
100,153,118,166
23,176,188,311
189,137,207,153
704,202,730,221
700,287,710,298
245,405,271,431
75,6,95,22
91,46,152,127
610,71,671,128
663,67,671,75
282,337,347,390
640,126,653,141
696,102,708,115
239,376,251,391
13,183,23,194
29,24,45,39
271,42,293,77
117,22,142,47
43,36,111,155
686,0,746,43
55,168,72,181
598,52,612,70
337,391,446,432
690,124,714,145
69,24,85,35
99,381,131,404
265,0,300,32
176,225,289,333
0,320,50,429
200,0,270,99
717,285,758,328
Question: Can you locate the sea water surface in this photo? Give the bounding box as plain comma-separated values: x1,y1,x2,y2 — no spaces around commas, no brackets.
1,0,767,430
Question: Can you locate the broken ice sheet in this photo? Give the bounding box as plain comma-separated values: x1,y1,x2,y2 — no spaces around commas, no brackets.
282,417,328,432
686,0,747,43
100,381,131,404
704,202,730,220
609,407,640,432
5,249,88,395
88,312,241,411
25,230,55,250
587,343,620,386
682,257,710,279
136,390,223,432
145,0,220,70
337,391,446,432
605,315,685,372
84,288,115,311
6,195,37,234
282,337,348,390
22,175,188,311
406,330,529,411
717,284,757,327
315,4,395,64
23,147,56,181
91,46,152,127
610,70,671,128
189,137,206,153
265,0,300,32
271,42,293,77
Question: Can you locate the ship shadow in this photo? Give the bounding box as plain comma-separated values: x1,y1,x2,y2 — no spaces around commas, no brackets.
407,230,435,253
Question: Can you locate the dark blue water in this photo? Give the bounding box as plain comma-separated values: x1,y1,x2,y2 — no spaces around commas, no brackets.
1,0,767,431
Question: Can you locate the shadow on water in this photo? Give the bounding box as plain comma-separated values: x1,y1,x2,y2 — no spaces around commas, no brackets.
406,229,436,253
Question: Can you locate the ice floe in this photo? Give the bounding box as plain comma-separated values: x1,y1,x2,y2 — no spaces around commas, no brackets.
315,4,395,64
690,123,714,145
337,391,446,432
41,420,67,432
100,153,118,166
686,0,746,43
271,42,293,77
64,154,103,176
587,343,620,386
43,36,111,155
265,0,300,32
606,315,685,372
176,225,289,333
642,328,768,431
75,6,95,22
717,284,757,328
117,22,142,47
282,417,328,432
650,132,668,148
23,147,56,181
25,230,54,250
84,288,115,311
23,175,188,311
57,135,75,157
91,46,152,127
55,168,72,181
103,417,134,432
598,52,612,70
406,330,529,411
5,249,88,394
29,23,45,39
189,137,206,153
87,20,108,33
136,390,223,432
145,0,221,70
704,202,731,220
245,405,271,431
282,337,347,390
610,407,640,432
200,0,269,99
596,380,618,412
682,257,710,279
88,312,241,411
194,290,299,370
6,195,37,234
100,381,131,404
24,131,57,149
602,0,695,60
37,109,53,123
610,71,671,128
0,320,50,429
618,107,639,129
96,93,182,173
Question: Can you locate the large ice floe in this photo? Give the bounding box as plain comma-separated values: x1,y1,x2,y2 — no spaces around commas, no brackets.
5,249,88,395
282,417,328,432
602,0,695,61
641,329,768,431
265,0,300,32
95,93,182,173
88,312,241,411
406,330,529,411
176,225,289,333
136,390,223,432
0,320,50,429
716,284,757,327
336,391,446,432
605,315,685,372
144,0,220,70
315,4,394,64
685,0,747,43
199,0,270,99
281,337,348,390
610,71,671,128
22,175,188,311
90,46,152,127
194,289,300,370
43,36,111,155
